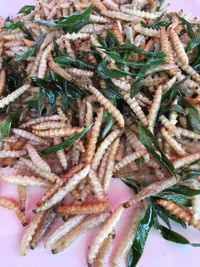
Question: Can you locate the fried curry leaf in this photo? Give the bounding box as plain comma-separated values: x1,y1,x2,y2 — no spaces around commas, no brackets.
155,192,191,207
40,124,92,155
98,113,115,141
0,118,12,137
55,56,95,70
139,124,176,175
186,26,200,52
15,45,37,62
128,205,154,267
188,105,200,132
18,5,35,15
4,19,34,40
169,185,200,196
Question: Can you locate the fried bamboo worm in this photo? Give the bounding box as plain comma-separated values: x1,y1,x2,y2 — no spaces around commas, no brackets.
18,185,27,212
0,69,6,96
49,60,72,81
36,165,90,212
0,197,27,226
88,205,124,266
54,137,68,170
32,127,83,138
30,209,57,249
31,121,66,130
56,201,109,215
88,169,106,201
173,153,200,169
0,150,27,158
86,107,104,164
52,212,110,254
0,174,50,187
124,177,177,208
38,43,53,78
20,212,45,256
20,115,61,129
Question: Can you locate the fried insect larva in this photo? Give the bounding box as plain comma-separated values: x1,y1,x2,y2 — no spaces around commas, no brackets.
20,212,45,256
20,115,61,129
103,138,120,192
160,115,180,138
0,69,6,96
175,71,199,91
0,84,30,109
31,121,66,130
49,60,71,81
1,32,24,41
120,6,161,19
137,93,152,106
63,32,89,41
112,206,146,267
89,14,111,23
161,128,186,156
12,128,49,146
45,214,85,248
113,21,124,44
54,137,68,170
30,209,57,249
0,150,27,158
125,129,145,151
36,165,90,211
179,64,200,83
133,23,160,37
86,107,104,164
163,76,177,91
68,67,94,77
88,205,124,266
26,144,51,173
112,79,130,91
98,149,110,183
0,197,27,226
85,101,94,127
88,85,124,128
144,74,166,87
88,169,106,200
18,185,27,212
169,28,189,66
124,176,177,208
19,158,61,184
0,175,50,188
114,149,147,172
173,153,200,169
177,127,200,139
52,212,110,254
148,86,162,132
57,107,68,123
101,10,142,23
32,127,82,138
91,0,107,11
121,91,148,126
94,234,114,267
92,129,120,170
103,0,119,11
38,43,53,78
56,201,109,215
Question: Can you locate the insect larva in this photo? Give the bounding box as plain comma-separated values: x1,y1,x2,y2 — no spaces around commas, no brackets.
88,169,106,200
38,43,53,78
81,24,111,34
85,101,94,128
163,76,177,91
20,117,61,129
86,107,104,164
101,10,142,23
169,28,189,66
177,127,200,140
173,152,200,169
63,32,90,41
0,150,26,158
90,35,111,61
91,0,107,11
159,115,180,138
112,206,146,267
94,234,114,267
88,205,124,266
98,149,110,183
53,137,68,170
125,129,145,151
89,14,111,23
113,21,124,44
36,165,90,212
52,212,110,254
12,128,50,146
103,0,119,11
0,84,30,109
144,74,166,87
0,175,50,187
178,64,200,83
56,201,109,215
134,23,160,37
18,185,27,212
148,86,162,132
112,79,130,91
175,71,199,91
0,69,6,96
31,121,66,130
124,176,177,208
20,212,45,256
68,67,94,77
0,197,27,226
137,92,152,105
114,149,147,172
146,64,177,76
45,214,85,248
30,209,57,249
88,85,124,128
161,128,186,156
62,39,75,58
121,91,148,126
92,129,120,170
2,32,24,41
57,107,68,123
120,6,161,19
32,126,82,138
48,60,72,81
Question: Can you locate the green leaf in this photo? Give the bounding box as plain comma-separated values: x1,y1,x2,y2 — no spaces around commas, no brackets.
40,124,92,155
139,124,176,175
98,113,115,141
158,225,200,246
106,30,120,47
0,118,12,137
14,45,37,62
97,35,108,48
121,178,147,193
103,80,122,99
18,5,35,15
176,14,195,39
128,205,154,267
169,104,186,115
151,200,171,228
105,52,143,69
169,185,200,196
155,192,191,207
186,26,200,52
188,105,200,132
55,56,95,70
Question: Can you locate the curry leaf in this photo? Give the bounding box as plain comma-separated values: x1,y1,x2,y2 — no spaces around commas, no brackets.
15,45,37,62
0,118,12,137
155,192,191,207
99,113,115,141
169,185,200,196
40,124,92,155
188,105,200,132
186,26,200,52
55,56,95,70
18,5,35,15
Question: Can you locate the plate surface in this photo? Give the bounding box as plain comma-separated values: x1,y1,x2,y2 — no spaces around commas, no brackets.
0,1,199,267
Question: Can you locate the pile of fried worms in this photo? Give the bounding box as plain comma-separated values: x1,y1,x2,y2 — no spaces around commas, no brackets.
1,0,200,266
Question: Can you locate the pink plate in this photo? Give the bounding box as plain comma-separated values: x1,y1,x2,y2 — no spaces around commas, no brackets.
0,1,199,267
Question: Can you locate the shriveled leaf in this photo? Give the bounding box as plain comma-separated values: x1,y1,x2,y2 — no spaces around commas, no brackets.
188,105,200,132
169,185,200,196
15,45,37,62
18,5,35,15
0,118,12,137
121,178,146,193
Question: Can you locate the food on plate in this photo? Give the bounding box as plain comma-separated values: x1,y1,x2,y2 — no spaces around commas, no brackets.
0,0,200,266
